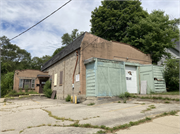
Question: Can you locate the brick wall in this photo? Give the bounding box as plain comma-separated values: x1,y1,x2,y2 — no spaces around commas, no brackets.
13,70,48,93
79,32,152,95
45,50,81,99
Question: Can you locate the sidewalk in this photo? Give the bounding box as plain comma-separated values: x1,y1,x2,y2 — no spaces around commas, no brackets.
0,98,5,103
116,112,180,134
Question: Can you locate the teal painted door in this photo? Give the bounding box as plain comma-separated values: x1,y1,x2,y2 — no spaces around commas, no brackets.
96,60,126,96
86,62,96,96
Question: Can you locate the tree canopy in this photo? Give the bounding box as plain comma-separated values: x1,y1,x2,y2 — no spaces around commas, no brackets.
90,0,148,41
52,29,84,58
30,55,51,70
0,36,31,74
52,46,65,57
61,29,84,45
90,1,179,63
123,10,179,63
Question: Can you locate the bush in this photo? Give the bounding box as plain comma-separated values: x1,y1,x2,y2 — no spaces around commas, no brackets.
66,94,71,102
119,92,130,99
163,58,179,91
124,92,131,98
43,80,52,98
24,85,29,93
1,72,14,97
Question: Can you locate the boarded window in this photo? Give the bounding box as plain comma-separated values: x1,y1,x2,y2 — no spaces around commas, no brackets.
60,71,63,85
54,73,57,86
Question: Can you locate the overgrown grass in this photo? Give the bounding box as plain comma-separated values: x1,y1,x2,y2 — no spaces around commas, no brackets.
2,129,15,132
119,92,131,99
42,109,75,122
131,95,180,102
141,105,156,113
156,111,179,117
164,101,170,103
87,103,95,106
151,91,179,95
4,90,38,98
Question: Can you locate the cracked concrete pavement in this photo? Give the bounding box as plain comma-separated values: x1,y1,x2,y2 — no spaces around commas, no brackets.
0,97,180,134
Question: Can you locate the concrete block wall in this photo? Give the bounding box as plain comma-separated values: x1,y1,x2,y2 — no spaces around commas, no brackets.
45,50,81,100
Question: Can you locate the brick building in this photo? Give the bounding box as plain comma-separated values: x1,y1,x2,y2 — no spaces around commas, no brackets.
41,32,154,100
13,70,49,93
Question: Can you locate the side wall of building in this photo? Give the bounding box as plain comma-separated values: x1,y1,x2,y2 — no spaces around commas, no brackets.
44,50,81,99
79,33,152,96
13,70,47,93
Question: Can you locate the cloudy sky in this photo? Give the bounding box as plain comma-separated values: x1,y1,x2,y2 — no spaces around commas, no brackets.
0,0,179,58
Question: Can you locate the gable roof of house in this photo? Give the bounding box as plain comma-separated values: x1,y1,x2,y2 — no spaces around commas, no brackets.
41,32,85,71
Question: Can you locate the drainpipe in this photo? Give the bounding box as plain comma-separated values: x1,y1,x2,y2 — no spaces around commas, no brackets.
72,51,79,90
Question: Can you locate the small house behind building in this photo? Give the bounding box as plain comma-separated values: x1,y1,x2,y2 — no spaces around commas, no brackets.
13,69,49,93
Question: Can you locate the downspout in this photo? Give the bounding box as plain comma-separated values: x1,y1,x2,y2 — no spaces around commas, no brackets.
72,51,79,89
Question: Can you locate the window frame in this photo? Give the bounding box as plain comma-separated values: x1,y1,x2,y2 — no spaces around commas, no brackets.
59,71,63,86
54,73,57,86
19,79,35,89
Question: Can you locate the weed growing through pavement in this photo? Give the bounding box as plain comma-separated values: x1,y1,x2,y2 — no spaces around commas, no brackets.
42,109,75,122
118,101,121,103
141,105,156,113
131,95,180,102
2,129,15,132
19,110,179,134
87,103,95,106
96,130,106,134
164,101,170,103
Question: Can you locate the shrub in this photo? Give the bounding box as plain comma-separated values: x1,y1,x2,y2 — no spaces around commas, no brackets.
4,90,18,97
43,80,52,98
1,72,14,97
19,88,22,92
124,92,131,98
65,95,71,102
163,58,179,91
24,85,29,93
119,92,130,99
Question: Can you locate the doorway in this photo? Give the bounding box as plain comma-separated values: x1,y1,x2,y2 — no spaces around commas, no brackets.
125,66,137,93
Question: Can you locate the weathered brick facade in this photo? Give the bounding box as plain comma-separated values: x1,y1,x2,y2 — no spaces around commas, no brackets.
42,32,152,99
13,70,48,93
44,51,81,99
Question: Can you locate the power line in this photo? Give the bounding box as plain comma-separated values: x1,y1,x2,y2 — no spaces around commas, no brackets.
80,0,141,53
10,0,72,41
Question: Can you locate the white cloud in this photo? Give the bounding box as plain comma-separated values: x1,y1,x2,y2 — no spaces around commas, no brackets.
0,0,102,58
0,0,179,58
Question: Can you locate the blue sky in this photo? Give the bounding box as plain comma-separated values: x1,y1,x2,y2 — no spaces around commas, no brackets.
0,0,179,58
